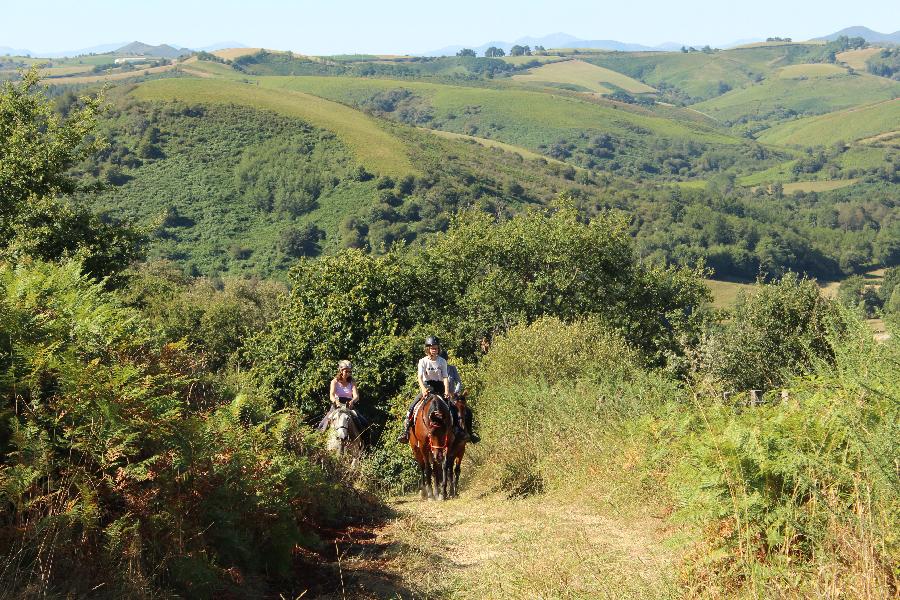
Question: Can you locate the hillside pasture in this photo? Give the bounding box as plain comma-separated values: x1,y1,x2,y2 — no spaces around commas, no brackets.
425,129,568,163
43,63,178,85
694,72,900,124
257,75,738,157
776,63,848,79
782,179,858,193
585,44,827,101
131,78,415,176
511,59,656,94
500,55,565,65
836,47,882,70
212,47,264,60
758,98,900,145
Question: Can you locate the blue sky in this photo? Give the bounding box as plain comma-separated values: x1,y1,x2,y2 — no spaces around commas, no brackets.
3,0,897,54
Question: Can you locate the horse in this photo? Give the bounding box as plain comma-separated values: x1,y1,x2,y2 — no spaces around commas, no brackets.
409,392,455,501
326,405,364,460
446,393,471,498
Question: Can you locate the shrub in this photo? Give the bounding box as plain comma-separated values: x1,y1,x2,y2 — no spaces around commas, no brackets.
698,274,844,392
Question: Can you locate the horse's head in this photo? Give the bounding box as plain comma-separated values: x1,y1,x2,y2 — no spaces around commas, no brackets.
423,393,452,462
330,407,354,441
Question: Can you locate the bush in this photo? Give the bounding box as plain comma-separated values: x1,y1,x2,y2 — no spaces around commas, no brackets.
0,260,366,597
698,274,845,392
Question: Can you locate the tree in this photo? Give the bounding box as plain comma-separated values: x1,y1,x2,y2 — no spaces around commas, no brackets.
456,48,476,57
510,45,531,56
485,46,505,57
0,68,144,281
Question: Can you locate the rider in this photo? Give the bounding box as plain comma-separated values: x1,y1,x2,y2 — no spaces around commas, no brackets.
397,336,468,443
443,349,480,444
319,360,368,433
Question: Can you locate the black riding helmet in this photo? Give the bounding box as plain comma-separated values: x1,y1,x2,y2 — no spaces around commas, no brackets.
424,335,440,348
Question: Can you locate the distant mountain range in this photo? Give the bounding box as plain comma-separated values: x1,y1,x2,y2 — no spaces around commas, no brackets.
812,26,900,44
0,41,247,59
425,33,683,56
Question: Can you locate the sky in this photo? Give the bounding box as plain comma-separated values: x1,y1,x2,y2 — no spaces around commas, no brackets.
2,0,897,55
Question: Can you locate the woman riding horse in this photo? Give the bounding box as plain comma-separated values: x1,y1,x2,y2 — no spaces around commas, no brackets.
319,360,368,441
397,336,476,443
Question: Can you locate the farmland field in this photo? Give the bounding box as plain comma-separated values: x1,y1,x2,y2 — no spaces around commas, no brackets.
131,78,415,175
694,72,900,124
511,59,656,94
776,63,848,78
782,179,859,193
758,98,900,145
256,75,738,152
836,47,882,70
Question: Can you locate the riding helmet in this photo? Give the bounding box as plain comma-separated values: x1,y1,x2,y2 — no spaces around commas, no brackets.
424,335,440,347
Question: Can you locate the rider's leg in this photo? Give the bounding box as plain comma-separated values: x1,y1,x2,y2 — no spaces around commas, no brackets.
464,406,480,443
449,402,469,442
396,395,420,442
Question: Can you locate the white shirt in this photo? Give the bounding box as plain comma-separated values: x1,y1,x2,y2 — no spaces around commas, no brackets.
417,356,448,382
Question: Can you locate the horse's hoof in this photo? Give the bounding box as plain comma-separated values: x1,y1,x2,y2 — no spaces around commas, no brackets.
420,491,428,500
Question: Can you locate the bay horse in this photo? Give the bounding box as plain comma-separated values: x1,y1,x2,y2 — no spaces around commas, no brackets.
409,392,454,501
446,392,471,498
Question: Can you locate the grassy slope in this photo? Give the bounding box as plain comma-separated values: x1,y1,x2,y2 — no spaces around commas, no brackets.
776,63,848,78
585,45,824,100
836,47,882,70
511,59,656,94
131,78,415,176
694,72,900,123
758,98,900,145
257,75,738,150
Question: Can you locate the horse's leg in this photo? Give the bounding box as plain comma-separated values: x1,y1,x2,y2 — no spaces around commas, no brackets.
432,459,444,501
419,460,429,499
453,458,461,497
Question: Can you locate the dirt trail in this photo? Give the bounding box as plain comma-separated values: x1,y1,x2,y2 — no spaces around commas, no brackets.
313,485,680,599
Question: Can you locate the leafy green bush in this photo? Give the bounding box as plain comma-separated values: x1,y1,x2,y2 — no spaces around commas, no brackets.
0,260,367,597
663,322,898,595
698,274,844,392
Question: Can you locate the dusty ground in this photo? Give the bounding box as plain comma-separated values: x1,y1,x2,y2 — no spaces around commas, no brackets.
306,482,680,599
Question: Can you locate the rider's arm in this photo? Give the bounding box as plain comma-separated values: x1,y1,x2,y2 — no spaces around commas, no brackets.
443,375,450,397
351,382,359,405
417,359,428,395
328,379,339,407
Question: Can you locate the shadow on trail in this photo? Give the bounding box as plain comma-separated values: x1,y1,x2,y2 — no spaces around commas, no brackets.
282,502,430,599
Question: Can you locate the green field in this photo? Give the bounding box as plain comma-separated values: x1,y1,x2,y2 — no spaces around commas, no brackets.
694,72,900,124
256,75,738,153
511,59,656,94
758,98,900,145
836,47,882,70
132,78,415,175
500,55,565,65
782,179,859,193
585,44,828,101
776,63,848,79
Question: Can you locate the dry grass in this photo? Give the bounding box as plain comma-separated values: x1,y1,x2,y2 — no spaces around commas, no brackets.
212,47,264,60
837,48,882,70
512,59,657,94
366,485,679,599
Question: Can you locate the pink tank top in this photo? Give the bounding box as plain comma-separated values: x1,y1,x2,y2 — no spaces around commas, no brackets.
334,379,354,399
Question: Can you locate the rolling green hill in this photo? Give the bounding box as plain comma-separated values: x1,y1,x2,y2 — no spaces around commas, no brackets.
510,59,656,94
694,71,900,126
758,98,900,145
583,44,827,101
132,78,415,175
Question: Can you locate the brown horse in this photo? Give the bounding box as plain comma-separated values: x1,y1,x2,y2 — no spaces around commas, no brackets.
409,392,454,501
446,394,471,498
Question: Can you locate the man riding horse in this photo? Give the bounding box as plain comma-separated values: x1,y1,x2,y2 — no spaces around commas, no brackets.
397,336,479,444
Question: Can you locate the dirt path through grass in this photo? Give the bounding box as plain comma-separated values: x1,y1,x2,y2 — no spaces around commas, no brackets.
321,486,680,599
